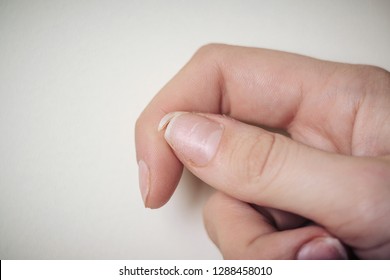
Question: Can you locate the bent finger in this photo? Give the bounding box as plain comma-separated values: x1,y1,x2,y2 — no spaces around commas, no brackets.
203,192,348,259
135,44,342,208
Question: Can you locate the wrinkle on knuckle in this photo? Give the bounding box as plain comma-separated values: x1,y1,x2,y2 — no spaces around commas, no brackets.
230,131,287,196
245,133,280,187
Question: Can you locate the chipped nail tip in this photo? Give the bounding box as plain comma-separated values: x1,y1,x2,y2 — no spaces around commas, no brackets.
158,111,189,131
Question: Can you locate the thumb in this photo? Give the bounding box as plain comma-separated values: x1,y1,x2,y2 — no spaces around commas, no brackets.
159,112,390,251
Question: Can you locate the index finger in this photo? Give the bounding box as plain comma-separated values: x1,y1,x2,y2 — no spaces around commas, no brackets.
135,44,337,208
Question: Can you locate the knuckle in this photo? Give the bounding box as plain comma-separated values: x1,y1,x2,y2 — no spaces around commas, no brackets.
195,43,226,56
233,132,285,189
220,244,248,260
351,65,390,95
359,65,390,78
191,43,227,65
248,134,277,181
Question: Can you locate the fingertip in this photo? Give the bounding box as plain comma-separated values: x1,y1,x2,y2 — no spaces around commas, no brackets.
148,158,184,209
136,145,184,209
297,237,349,260
135,111,184,209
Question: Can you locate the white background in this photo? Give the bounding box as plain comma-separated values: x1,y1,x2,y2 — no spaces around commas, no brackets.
0,0,389,259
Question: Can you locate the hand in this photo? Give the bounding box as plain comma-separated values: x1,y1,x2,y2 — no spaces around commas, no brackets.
135,44,390,259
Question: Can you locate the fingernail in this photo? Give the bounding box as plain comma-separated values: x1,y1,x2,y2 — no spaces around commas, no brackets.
297,237,348,260
138,160,150,207
161,112,224,166
158,111,188,131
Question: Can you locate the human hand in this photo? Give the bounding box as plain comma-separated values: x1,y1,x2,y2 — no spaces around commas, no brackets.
135,44,390,259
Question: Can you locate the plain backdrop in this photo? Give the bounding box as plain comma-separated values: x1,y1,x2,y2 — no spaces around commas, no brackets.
0,0,389,259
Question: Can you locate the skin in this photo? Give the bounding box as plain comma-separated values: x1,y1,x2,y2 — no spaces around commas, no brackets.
135,44,390,259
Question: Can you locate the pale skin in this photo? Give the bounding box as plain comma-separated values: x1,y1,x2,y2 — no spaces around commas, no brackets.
135,44,390,259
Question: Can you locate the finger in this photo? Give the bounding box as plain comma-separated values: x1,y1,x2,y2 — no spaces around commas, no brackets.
162,112,390,256
251,205,308,231
135,44,344,208
204,192,348,259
